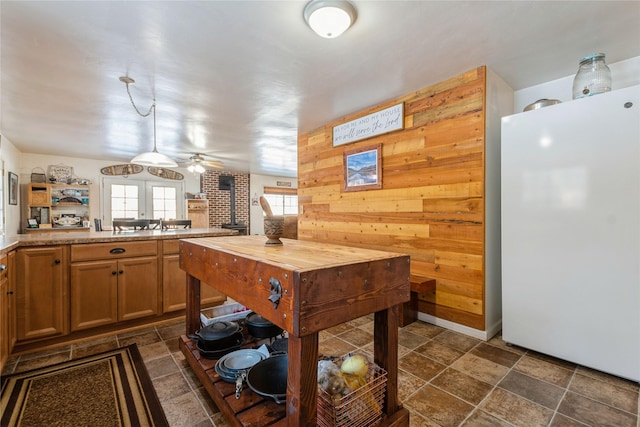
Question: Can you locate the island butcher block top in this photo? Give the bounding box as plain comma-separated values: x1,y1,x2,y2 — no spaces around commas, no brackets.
179,235,411,426
179,235,411,336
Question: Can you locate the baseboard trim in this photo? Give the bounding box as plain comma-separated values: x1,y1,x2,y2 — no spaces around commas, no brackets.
416,312,501,341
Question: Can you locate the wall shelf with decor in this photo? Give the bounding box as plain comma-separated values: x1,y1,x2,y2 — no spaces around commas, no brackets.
24,183,90,232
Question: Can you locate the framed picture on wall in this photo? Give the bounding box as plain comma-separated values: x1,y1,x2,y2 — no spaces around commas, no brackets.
343,144,382,192
8,172,18,205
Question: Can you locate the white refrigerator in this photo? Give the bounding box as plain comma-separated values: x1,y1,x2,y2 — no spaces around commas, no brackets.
501,85,640,382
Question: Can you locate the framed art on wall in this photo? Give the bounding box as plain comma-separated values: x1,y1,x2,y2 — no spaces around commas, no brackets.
343,144,382,192
8,172,18,205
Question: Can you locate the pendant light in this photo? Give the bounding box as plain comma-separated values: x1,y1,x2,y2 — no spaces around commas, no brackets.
303,0,357,38
120,76,178,168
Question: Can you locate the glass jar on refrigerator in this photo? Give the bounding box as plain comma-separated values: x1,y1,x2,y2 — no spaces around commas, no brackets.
572,53,612,99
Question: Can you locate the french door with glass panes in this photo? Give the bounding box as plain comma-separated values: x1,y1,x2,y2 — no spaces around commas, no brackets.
102,178,184,226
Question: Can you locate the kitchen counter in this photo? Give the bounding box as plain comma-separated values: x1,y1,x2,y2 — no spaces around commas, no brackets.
0,227,238,253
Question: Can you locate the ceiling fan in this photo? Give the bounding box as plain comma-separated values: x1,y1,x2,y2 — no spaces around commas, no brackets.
177,153,224,173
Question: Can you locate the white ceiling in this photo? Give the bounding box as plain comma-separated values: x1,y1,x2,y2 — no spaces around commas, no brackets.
2,1,639,178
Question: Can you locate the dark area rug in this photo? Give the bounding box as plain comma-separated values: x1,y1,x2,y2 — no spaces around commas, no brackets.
1,344,168,426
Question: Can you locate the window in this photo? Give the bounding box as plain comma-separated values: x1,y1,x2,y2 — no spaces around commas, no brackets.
152,186,177,219
102,178,184,225
263,187,297,215
111,184,139,219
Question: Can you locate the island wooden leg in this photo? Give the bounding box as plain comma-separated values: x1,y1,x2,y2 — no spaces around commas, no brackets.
287,332,319,427
374,304,401,416
185,273,201,335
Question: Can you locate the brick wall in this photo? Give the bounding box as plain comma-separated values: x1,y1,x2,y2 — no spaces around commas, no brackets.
201,170,250,227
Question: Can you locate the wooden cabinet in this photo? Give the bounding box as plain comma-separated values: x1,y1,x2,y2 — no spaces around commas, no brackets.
185,199,209,228
25,183,90,230
0,252,16,370
16,246,68,341
70,242,159,331
162,239,224,312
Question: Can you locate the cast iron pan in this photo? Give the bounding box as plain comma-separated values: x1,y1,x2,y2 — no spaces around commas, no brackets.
246,354,288,404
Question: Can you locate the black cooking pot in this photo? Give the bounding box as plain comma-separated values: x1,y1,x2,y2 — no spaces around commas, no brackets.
195,335,244,359
246,354,288,404
189,321,241,351
245,312,283,339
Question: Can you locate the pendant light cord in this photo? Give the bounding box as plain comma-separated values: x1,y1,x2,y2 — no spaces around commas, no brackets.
123,79,159,152
123,80,154,117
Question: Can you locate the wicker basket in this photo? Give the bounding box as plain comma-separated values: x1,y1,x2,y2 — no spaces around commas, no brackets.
317,361,387,427
30,167,47,183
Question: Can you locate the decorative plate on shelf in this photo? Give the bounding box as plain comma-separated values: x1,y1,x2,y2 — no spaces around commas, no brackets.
54,216,80,226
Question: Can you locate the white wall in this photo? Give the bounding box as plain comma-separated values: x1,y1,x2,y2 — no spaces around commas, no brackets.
484,68,514,339
0,136,23,235
249,174,297,235
514,56,640,113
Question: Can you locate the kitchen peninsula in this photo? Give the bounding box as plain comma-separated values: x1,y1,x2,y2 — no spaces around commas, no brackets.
0,228,236,368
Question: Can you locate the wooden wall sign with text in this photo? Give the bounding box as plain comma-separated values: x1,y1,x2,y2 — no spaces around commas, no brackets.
333,103,404,147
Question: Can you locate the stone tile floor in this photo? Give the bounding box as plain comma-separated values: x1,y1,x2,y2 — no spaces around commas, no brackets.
3,315,639,427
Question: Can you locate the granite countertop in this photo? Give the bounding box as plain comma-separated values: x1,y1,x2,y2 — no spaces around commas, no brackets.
0,227,238,254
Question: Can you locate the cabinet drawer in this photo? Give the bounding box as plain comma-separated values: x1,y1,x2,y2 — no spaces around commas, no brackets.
29,191,49,206
162,239,181,255
71,241,158,262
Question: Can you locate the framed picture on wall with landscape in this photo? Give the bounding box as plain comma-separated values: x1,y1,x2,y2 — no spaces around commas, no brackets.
343,144,382,192
8,172,18,205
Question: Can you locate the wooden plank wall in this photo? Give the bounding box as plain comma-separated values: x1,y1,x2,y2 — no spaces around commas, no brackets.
297,67,487,330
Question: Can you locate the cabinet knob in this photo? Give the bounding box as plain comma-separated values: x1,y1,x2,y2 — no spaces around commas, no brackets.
6,291,13,295
119,270,124,275
0,264,6,271
112,271,117,276
54,259,61,264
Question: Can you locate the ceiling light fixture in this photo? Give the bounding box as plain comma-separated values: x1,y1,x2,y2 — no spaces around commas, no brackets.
303,0,357,39
188,163,206,174
120,76,178,168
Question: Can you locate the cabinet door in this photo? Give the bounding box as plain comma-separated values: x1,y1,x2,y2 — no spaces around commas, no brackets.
0,254,9,368
163,254,225,313
16,247,68,341
70,260,118,331
117,256,159,321
7,251,16,352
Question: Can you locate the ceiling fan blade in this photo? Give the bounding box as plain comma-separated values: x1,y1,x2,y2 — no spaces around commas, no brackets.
203,160,224,168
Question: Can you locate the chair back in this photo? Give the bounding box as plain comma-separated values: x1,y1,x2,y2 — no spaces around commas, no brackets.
161,219,192,230
112,219,150,231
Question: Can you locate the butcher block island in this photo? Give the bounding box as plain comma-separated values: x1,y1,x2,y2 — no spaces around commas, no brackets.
179,235,411,427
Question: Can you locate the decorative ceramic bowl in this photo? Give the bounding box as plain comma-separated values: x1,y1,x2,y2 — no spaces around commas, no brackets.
263,216,284,246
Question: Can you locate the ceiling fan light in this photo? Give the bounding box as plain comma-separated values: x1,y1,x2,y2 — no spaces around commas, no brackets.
131,150,178,168
194,164,206,174
304,0,356,38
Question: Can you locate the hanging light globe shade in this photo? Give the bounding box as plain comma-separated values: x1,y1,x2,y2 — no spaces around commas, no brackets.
303,0,356,38
131,150,178,167
187,163,206,174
